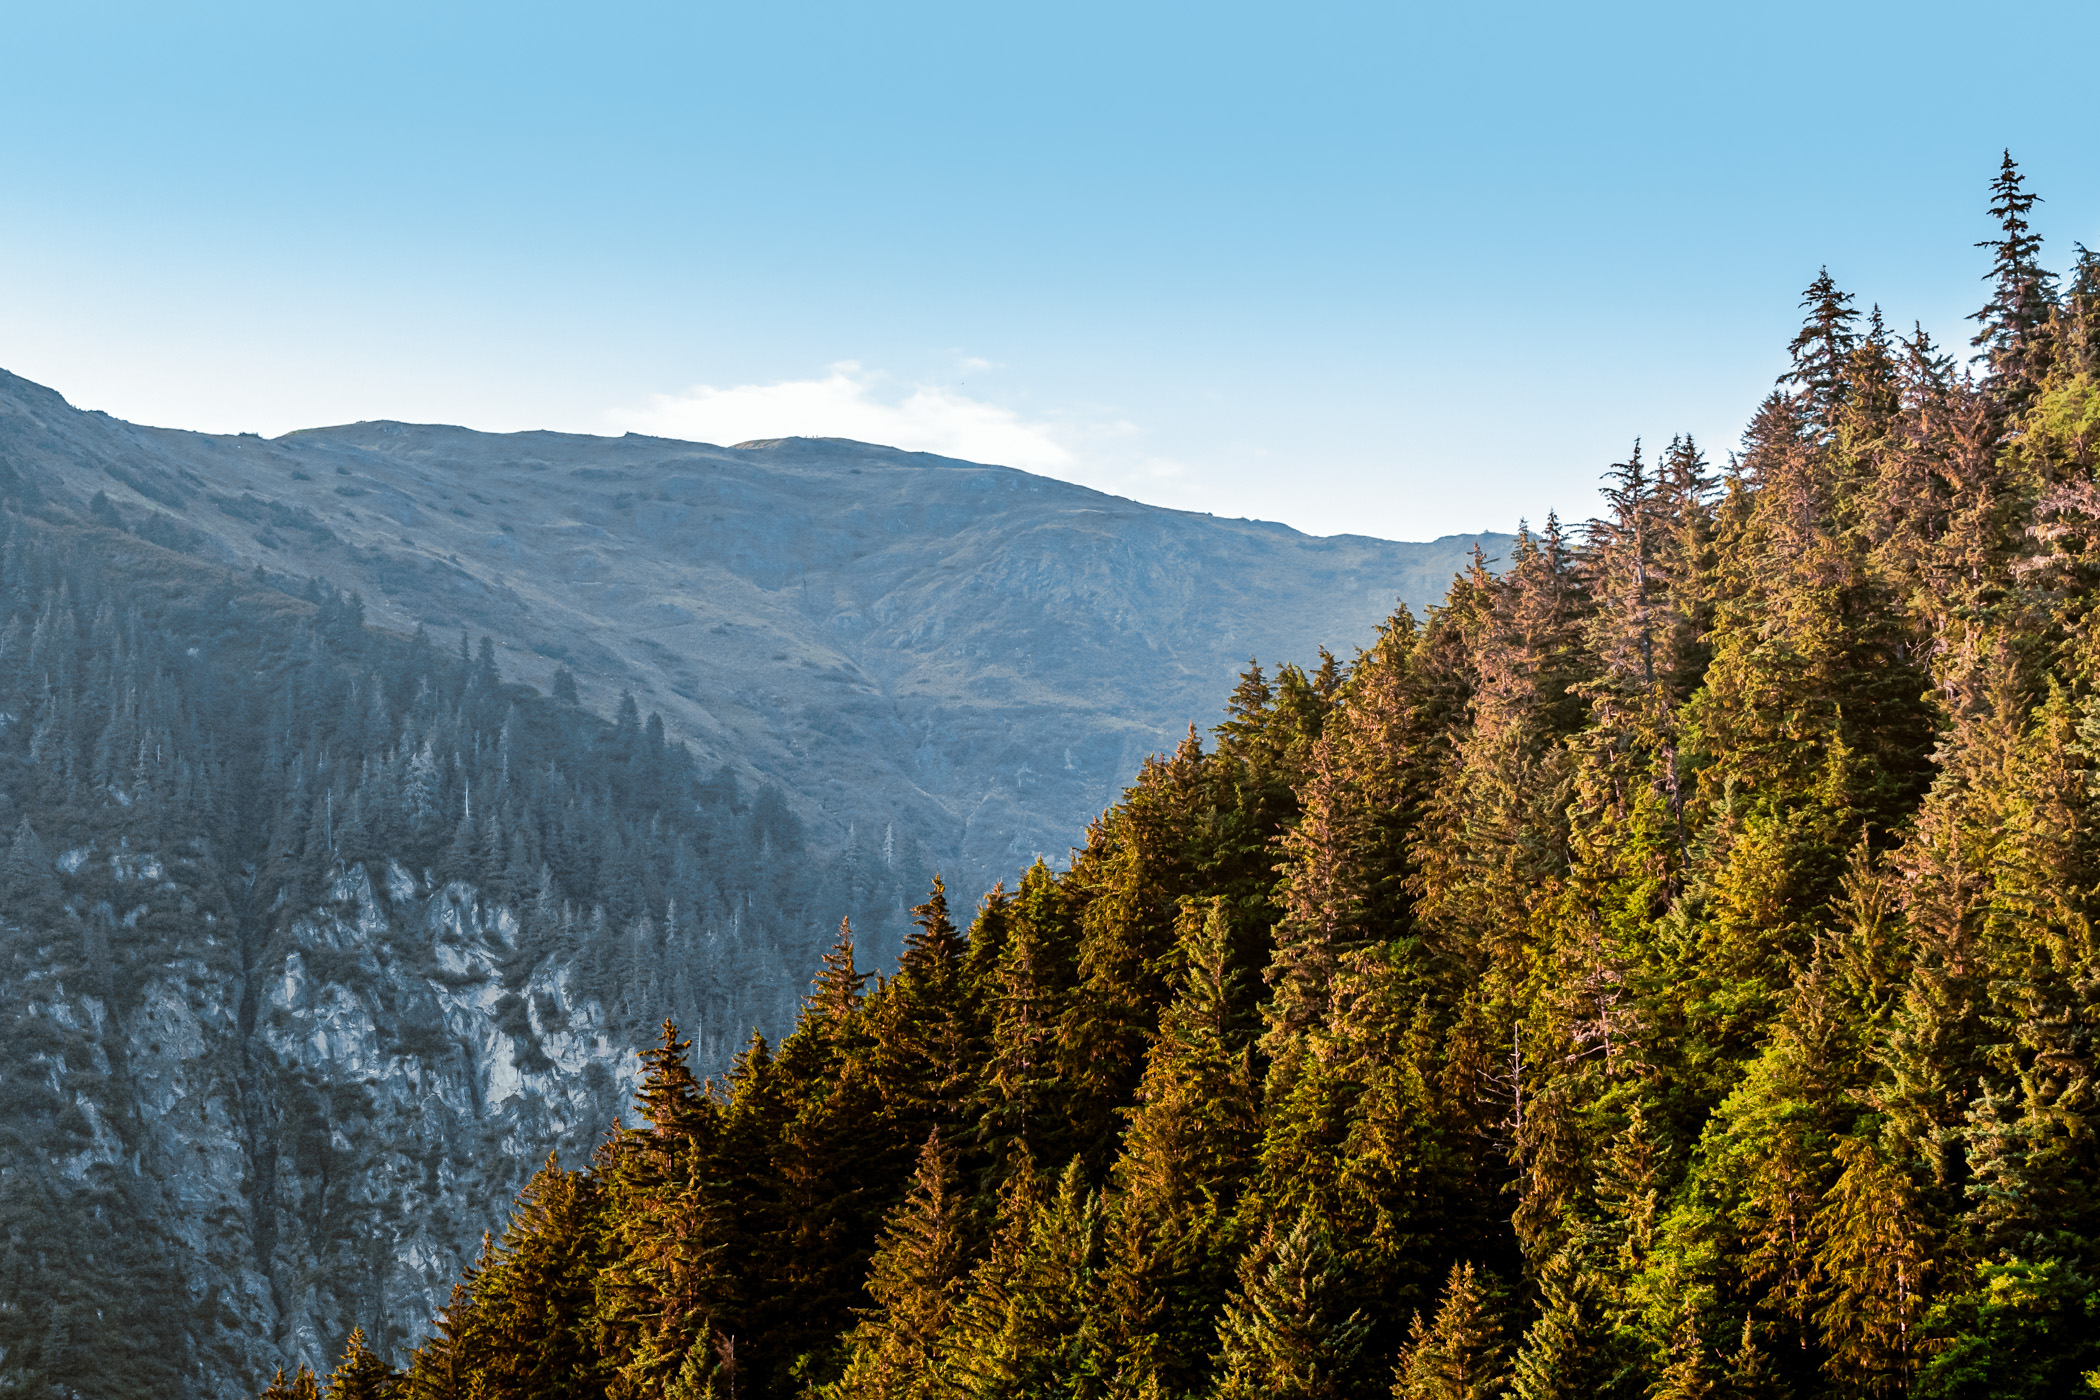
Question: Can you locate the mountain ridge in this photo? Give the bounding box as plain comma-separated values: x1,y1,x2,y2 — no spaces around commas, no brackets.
0,367,1508,962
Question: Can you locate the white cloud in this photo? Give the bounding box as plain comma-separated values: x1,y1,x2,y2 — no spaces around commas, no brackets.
610,363,1074,472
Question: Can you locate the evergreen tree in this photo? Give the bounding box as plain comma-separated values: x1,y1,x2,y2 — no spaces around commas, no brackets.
1209,1210,1369,1400
263,1368,324,1400
1970,150,2058,410
944,1158,1107,1400
824,1131,970,1400
1390,1262,1513,1400
1505,1247,1636,1400
1812,1134,1933,1397
251,165,2100,1400
1782,268,1862,433
1100,900,1260,1395
324,1327,398,1400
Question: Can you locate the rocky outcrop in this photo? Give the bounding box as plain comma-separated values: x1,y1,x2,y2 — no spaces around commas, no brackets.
16,846,644,1396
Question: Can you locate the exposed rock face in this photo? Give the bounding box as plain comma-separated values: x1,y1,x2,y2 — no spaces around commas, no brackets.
239,864,633,1363
24,843,642,1396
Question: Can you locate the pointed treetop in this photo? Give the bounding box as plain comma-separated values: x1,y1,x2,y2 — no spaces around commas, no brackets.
812,915,871,1023
1780,267,1861,429
1395,1261,1515,1400
1971,149,2059,382
903,875,963,976
1211,1208,1371,1400
1226,658,1272,723
1843,304,1902,422
323,1327,395,1400
1596,439,1652,541
261,1368,321,1400
632,1018,710,1138
1218,658,1279,763
1311,647,1344,702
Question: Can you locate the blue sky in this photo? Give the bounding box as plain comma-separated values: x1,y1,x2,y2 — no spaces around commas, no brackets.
2,1,2096,540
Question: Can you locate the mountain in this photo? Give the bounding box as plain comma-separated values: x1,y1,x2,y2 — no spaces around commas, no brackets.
0,368,1506,1399
0,371,1501,960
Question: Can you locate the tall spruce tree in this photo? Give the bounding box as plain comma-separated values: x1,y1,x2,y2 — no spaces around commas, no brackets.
824,1130,970,1400
1209,1210,1369,1400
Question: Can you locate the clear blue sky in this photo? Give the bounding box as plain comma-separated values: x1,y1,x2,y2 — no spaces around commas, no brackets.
2,1,2096,539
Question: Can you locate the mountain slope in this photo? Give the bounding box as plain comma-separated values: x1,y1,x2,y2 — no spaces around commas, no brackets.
0,370,1505,958
0,518,847,1397
0,368,1506,1397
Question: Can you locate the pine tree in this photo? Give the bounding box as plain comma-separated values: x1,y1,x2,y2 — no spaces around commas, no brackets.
1267,737,1372,1047
1782,269,1862,433
747,917,889,1392
1391,1261,1513,1400
1720,1319,1787,1400
1962,684,2100,1263
867,878,978,1152
978,862,1078,1167
1099,900,1260,1394
1970,150,2058,409
824,1130,970,1400
1648,1303,1716,1400
1811,1135,1933,1398
596,1027,736,1400
1912,1257,2100,1400
262,1367,323,1400
324,1327,398,1400
812,916,873,1028
201,194,2100,1400
1505,1247,1635,1400
1057,731,1221,1168
944,1158,1107,1400
1209,1210,1370,1400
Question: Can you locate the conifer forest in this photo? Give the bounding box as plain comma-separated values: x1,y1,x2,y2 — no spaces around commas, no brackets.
18,157,2100,1399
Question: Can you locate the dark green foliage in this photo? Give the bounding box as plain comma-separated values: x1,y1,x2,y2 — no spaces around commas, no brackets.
1209,1210,1369,1400
1912,1259,2100,1400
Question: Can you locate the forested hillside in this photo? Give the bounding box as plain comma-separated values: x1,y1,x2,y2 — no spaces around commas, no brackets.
273,156,2100,1400
0,514,924,1395
0,336,1501,1399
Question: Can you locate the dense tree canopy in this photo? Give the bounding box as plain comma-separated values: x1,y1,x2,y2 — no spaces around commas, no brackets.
249,155,2100,1397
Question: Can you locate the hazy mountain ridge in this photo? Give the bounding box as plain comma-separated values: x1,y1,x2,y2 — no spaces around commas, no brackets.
0,369,1506,956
